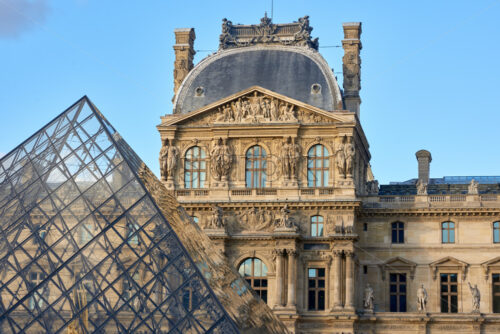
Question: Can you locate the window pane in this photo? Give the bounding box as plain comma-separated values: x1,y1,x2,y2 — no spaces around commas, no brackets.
318,268,325,277
399,230,404,243
450,274,457,282
449,229,455,243
451,295,458,313
311,224,317,237
308,269,316,278
495,227,500,243
441,299,448,313
318,224,324,237
318,290,325,310
390,295,397,312
318,280,325,288
392,229,397,243
443,230,448,243
308,291,315,310
400,295,407,312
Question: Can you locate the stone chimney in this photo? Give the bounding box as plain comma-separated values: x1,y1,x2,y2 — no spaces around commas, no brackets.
415,150,432,184
173,28,196,101
342,22,362,117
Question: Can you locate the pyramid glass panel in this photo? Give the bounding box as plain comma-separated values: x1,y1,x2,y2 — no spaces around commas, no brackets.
0,97,242,333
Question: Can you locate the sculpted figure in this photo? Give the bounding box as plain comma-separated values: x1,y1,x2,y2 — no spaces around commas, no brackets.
344,138,355,177
335,140,346,178
159,139,178,181
417,284,428,312
270,99,279,121
281,137,293,180
468,282,480,313
366,180,379,195
363,283,374,310
289,137,301,178
276,204,291,228
468,179,479,195
210,138,232,181
416,180,428,195
207,205,224,229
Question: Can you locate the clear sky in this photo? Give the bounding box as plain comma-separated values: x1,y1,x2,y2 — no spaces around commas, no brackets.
1,0,499,184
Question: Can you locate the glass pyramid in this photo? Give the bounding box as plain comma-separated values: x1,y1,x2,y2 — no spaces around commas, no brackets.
0,97,242,333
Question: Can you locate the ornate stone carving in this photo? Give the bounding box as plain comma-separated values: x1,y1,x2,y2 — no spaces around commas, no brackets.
238,208,274,231
219,14,319,50
468,282,480,313
210,138,233,181
363,283,374,311
366,180,379,195
468,179,479,195
159,139,179,181
206,205,224,229
417,284,428,312
336,136,355,179
416,180,428,195
280,136,301,181
275,204,298,230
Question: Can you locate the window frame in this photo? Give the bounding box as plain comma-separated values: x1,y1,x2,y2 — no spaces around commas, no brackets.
245,145,267,188
389,273,407,312
391,221,405,244
307,144,329,188
238,258,268,303
307,267,326,311
441,221,455,244
440,273,458,313
494,221,500,244
310,215,324,237
184,146,207,189
127,222,141,246
493,273,500,313
28,272,46,311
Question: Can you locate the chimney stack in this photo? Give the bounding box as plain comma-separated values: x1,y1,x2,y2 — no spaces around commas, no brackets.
173,28,196,102
415,150,432,184
342,22,362,117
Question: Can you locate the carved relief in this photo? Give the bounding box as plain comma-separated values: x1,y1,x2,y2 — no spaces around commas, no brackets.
238,208,274,231
275,204,298,230
205,205,224,229
210,138,233,181
159,139,179,181
336,136,355,179
416,180,428,195
280,136,301,181
219,15,319,50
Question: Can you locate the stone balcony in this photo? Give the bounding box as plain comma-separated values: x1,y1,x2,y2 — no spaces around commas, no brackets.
363,194,500,209
174,187,355,203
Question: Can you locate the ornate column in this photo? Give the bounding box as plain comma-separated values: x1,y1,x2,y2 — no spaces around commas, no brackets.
286,249,297,308
273,249,285,308
332,250,343,310
345,250,354,310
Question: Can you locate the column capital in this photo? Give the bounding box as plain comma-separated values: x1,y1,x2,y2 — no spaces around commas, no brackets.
332,249,343,257
272,248,286,257
344,250,354,257
286,249,298,257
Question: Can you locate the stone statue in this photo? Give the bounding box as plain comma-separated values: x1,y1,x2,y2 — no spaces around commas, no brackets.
366,180,379,195
159,139,179,181
345,138,355,177
468,179,479,195
207,205,224,229
363,283,374,311
280,136,301,180
416,180,428,195
210,138,232,181
417,284,428,312
468,282,480,313
276,204,293,229
336,136,355,178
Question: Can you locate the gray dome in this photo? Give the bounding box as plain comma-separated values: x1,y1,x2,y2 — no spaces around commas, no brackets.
173,46,342,114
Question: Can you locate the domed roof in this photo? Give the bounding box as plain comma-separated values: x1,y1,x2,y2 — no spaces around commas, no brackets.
173,45,343,114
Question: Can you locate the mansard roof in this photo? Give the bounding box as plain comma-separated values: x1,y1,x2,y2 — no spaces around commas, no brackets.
173,16,343,115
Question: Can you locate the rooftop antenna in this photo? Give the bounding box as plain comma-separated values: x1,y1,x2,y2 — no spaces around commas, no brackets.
271,0,274,20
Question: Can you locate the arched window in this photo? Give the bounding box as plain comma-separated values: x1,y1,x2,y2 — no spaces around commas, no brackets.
494,221,500,243
184,146,206,189
391,222,404,244
245,146,267,188
307,145,329,187
311,216,324,237
238,258,268,303
442,222,455,243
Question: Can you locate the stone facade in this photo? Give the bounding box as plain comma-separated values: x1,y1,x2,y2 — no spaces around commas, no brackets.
158,16,500,334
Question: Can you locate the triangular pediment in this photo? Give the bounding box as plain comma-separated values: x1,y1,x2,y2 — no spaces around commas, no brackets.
163,86,351,127
379,257,417,280
429,256,469,280
384,256,417,267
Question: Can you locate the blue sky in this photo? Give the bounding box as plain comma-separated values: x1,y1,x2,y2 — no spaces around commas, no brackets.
1,0,499,184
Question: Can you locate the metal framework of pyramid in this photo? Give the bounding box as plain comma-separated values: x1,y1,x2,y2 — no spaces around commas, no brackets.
0,97,242,333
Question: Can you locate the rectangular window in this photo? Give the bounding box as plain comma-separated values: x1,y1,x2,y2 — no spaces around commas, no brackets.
440,273,458,313
494,222,500,243
391,222,404,244
494,274,500,313
389,273,407,312
28,272,46,310
442,222,455,243
308,268,325,311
